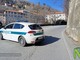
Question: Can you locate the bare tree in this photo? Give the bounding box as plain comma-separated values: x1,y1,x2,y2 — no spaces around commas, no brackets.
63,0,70,19
52,0,70,19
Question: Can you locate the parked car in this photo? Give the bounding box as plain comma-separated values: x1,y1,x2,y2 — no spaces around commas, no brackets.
0,22,44,46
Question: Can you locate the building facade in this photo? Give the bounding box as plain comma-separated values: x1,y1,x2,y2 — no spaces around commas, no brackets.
45,12,66,24
4,10,29,24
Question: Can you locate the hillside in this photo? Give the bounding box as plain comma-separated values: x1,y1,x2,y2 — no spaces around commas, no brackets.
0,0,59,24
0,0,59,15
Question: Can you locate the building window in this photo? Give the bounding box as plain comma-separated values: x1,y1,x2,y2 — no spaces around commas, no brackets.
14,15,16,17
11,12,13,14
14,12,16,14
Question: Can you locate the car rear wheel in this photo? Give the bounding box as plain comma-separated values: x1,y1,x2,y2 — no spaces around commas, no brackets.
0,33,4,40
18,36,27,47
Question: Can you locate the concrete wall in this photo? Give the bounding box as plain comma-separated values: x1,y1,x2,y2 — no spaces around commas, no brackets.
66,0,80,42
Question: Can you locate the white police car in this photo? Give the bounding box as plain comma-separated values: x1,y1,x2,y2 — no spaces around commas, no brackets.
0,22,44,46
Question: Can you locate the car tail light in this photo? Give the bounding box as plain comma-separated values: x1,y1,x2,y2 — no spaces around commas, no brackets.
28,31,36,34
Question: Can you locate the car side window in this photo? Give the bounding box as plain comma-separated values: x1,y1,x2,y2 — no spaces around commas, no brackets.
13,24,24,29
5,24,14,29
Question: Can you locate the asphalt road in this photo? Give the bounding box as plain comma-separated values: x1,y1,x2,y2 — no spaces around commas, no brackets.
0,25,70,60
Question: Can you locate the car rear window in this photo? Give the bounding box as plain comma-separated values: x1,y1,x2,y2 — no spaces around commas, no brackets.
29,24,42,30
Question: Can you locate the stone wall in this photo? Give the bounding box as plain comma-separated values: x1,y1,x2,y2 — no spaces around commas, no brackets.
66,0,80,42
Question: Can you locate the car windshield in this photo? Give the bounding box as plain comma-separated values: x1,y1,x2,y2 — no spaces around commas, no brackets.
29,24,42,30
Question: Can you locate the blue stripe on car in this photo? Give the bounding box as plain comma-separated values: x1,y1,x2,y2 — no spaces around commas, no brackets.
11,31,26,35
0,30,26,35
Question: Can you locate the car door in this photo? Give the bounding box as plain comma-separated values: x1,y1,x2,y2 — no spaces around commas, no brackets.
11,24,24,42
2,24,14,40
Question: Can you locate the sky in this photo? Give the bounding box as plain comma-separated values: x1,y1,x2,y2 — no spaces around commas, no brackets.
27,0,64,12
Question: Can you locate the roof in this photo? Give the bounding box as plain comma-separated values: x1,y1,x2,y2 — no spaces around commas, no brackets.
54,12,64,14
5,10,23,14
10,22,35,25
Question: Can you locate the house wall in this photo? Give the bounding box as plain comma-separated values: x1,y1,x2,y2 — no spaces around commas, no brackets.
4,10,28,24
45,13,66,24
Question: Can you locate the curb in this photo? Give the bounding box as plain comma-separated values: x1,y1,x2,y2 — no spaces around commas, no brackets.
62,30,74,60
